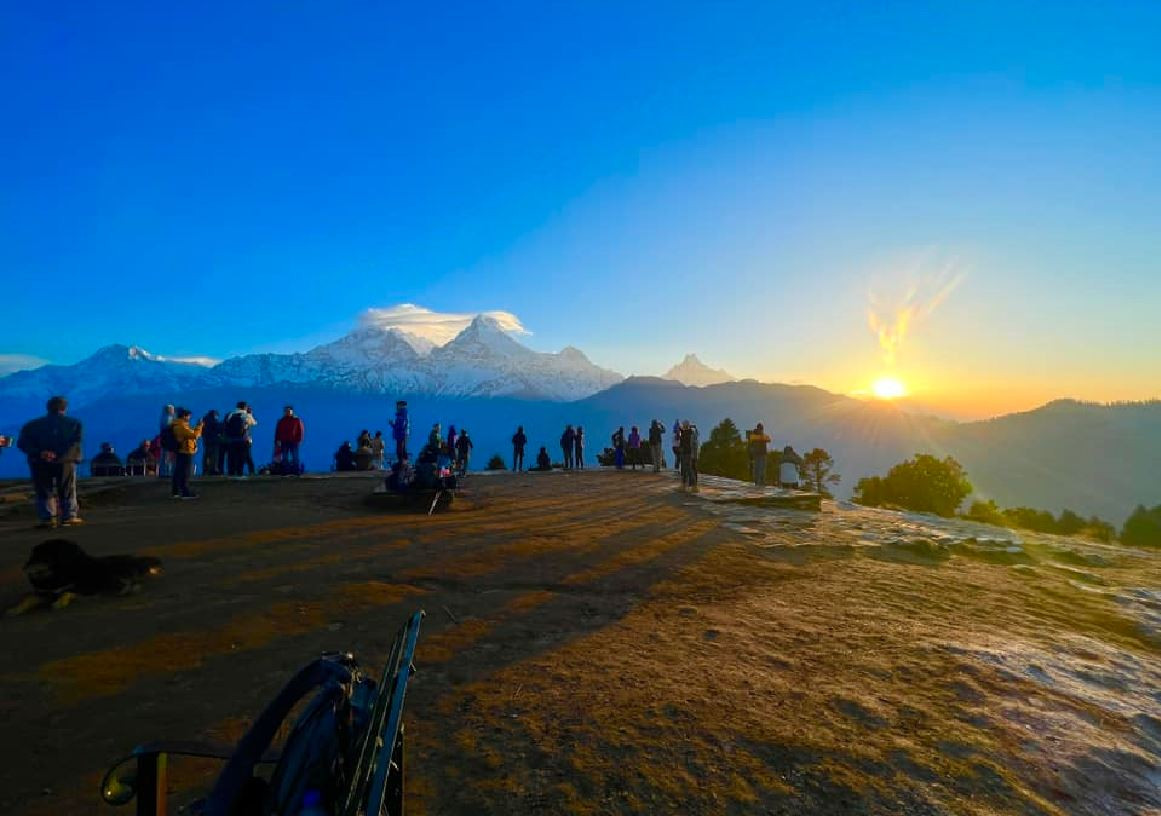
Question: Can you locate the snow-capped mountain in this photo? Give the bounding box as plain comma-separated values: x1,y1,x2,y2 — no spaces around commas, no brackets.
0,317,624,409
662,354,735,387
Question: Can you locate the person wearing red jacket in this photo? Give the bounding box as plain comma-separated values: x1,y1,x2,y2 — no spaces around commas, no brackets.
274,406,305,473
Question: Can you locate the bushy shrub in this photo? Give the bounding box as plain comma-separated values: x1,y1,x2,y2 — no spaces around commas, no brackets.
696,418,750,481
1121,504,1161,548
853,454,972,517
485,453,506,471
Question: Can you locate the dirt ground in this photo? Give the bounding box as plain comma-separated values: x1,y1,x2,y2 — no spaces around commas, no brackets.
0,470,1158,815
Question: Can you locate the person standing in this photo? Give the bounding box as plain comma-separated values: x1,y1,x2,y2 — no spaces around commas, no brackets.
574,426,585,470
371,431,386,469
671,418,682,473
243,404,258,476
455,429,473,475
561,425,576,470
627,425,642,470
747,422,772,487
200,410,221,476
390,401,409,463
275,406,305,474
612,426,626,470
170,408,203,499
223,402,253,477
17,396,84,528
512,425,528,471
687,422,700,492
159,404,176,477
677,420,697,492
648,420,664,473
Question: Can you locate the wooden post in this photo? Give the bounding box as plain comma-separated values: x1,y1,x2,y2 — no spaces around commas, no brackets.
136,752,167,816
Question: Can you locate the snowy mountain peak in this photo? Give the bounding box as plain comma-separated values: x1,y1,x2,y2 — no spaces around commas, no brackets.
439,314,532,359
663,354,736,387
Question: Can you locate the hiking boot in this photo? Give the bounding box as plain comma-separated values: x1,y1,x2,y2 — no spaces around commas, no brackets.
60,517,84,527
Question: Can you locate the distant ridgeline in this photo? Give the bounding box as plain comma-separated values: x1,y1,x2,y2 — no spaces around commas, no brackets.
0,341,1158,527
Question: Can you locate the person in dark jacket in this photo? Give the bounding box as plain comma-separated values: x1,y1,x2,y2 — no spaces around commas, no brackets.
612,426,626,470
90,443,124,477
127,439,155,476
512,426,528,471
648,420,664,472
561,425,576,470
454,429,473,475
390,401,409,462
17,396,84,528
200,410,221,476
534,446,552,471
334,441,357,472
574,426,585,470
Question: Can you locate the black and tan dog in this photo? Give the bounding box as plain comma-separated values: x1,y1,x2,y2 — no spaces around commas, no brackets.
9,539,163,614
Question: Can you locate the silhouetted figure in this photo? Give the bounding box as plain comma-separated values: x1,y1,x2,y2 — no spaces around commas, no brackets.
334,442,357,472
371,431,385,469
561,425,576,470
534,446,552,471
90,443,124,477
747,423,771,487
17,396,83,528
390,401,409,462
512,425,528,471
574,426,585,470
126,439,156,477
612,426,626,470
200,410,221,476
628,425,642,470
648,420,664,472
455,429,473,475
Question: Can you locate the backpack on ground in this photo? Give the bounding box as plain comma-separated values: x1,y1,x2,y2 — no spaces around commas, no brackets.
159,424,178,453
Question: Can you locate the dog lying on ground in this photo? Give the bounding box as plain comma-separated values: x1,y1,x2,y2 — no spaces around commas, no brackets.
9,539,163,614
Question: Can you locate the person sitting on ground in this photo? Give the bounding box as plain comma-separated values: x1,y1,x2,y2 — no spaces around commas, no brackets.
90,442,124,478
385,459,414,493
779,445,803,489
334,441,357,472
455,429,473,475
354,438,375,471
534,446,552,471
126,439,155,476
512,425,528,471
371,430,385,469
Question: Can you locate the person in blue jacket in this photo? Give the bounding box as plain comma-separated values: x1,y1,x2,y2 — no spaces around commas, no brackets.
17,395,84,528
389,400,409,462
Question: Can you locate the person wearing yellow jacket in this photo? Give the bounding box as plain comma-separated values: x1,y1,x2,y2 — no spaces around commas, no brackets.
170,408,204,500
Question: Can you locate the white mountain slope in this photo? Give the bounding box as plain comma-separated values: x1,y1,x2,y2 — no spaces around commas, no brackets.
0,317,624,406
662,354,735,386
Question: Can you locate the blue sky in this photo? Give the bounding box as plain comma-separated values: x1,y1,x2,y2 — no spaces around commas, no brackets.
2,1,1159,415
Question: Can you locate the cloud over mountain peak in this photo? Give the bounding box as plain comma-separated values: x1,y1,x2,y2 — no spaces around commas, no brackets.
360,304,529,347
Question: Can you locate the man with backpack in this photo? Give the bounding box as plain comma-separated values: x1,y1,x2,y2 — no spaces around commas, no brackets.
676,420,700,492
223,401,256,477
747,422,772,487
561,425,576,470
17,396,84,528
274,406,305,475
648,420,664,473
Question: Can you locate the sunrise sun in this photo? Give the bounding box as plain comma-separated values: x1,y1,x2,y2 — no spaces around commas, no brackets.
871,376,907,400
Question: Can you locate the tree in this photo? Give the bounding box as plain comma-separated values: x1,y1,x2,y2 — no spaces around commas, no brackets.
1121,504,1161,548
485,453,506,471
800,448,840,496
852,454,972,517
964,499,1004,525
697,418,750,481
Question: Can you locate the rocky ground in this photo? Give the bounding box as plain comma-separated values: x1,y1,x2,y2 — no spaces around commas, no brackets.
0,470,1158,815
